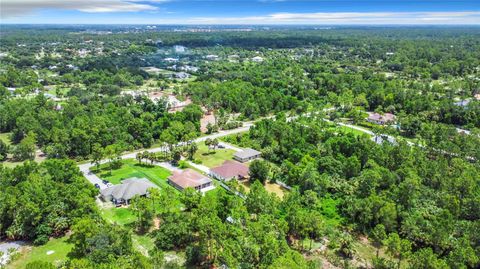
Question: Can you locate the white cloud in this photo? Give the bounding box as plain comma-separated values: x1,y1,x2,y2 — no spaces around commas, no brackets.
1,0,161,18
185,11,480,25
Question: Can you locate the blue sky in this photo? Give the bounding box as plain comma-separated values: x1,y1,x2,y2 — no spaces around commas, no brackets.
1,0,480,24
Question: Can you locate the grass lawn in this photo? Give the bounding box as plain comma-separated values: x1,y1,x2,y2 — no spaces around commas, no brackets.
92,159,172,188
0,132,12,145
240,181,288,199
132,234,155,256
193,142,236,168
101,206,137,226
7,236,73,269
335,125,371,137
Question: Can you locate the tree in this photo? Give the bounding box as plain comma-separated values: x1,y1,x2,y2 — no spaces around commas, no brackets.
0,140,8,161
384,233,412,269
187,143,198,160
12,131,36,161
211,138,219,152
409,248,448,269
131,196,155,234
249,159,270,184
371,224,387,258
91,143,104,171
25,261,56,269
136,151,143,165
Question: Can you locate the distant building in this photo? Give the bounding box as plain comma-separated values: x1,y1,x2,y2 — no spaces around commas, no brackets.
101,177,158,205
164,57,179,63
233,148,261,163
168,169,214,192
372,135,397,145
251,56,264,62
174,72,190,79
210,160,249,181
174,45,186,53
205,54,219,61
454,99,471,107
366,112,396,125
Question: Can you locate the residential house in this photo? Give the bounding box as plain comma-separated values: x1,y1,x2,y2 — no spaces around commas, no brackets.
233,148,261,163
366,112,396,125
210,160,249,181
168,169,214,192
100,177,158,205
251,56,264,62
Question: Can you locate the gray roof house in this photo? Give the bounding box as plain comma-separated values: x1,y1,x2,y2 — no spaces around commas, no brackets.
233,148,261,163
101,177,158,204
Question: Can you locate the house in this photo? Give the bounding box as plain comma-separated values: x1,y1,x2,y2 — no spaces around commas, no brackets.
366,112,396,125
174,72,190,79
168,169,214,192
100,177,158,205
205,54,219,61
210,160,249,181
233,148,261,163
372,135,397,145
454,99,471,107
251,56,264,62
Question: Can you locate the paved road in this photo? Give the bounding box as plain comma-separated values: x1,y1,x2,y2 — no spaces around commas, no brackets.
78,123,253,188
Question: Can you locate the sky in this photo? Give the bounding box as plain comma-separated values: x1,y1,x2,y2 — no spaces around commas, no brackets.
1,0,480,25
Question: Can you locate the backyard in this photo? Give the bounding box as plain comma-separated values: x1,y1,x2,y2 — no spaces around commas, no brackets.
91,159,172,188
193,141,236,168
6,236,72,269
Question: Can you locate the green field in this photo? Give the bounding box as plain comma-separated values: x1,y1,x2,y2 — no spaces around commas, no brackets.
193,142,236,168
335,125,371,137
92,159,172,187
7,236,73,269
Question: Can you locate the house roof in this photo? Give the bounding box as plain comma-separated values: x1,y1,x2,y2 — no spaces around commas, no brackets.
367,112,396,122
101,177,158,201
168,169,211,189
234,148,261,159
211,160,249,179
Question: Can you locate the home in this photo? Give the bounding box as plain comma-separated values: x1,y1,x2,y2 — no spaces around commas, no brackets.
210,160,249,181
100,177,158,205
366,112,396,125
454,99,471,107
233,148,261,163
251,56,264,62
168,169,214,192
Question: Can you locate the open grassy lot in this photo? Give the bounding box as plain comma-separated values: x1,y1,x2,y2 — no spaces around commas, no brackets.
92,159,172,188
7,236,72,269
240,181,288,199
193,142,236,168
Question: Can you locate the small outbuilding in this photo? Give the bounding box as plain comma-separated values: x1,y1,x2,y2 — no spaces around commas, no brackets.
233,148,261,163
168,169,214,192
100,177,158,205
210,160,249,181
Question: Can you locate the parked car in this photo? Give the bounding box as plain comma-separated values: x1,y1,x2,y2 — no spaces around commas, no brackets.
94,183,100,189
102,180,109,184
218,144,225,149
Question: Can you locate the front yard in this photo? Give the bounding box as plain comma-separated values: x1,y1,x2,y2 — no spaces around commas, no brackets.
193,142,236,168
91,159,172,188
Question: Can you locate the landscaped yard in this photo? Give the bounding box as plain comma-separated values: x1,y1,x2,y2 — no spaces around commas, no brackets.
7,236,72,269
91,159,172,188
193,142,236,168
101,206,137,226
